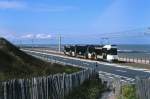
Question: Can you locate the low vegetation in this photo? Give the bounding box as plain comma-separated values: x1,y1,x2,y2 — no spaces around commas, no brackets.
118,84,137,99
0,38,81,81
65,76,108,99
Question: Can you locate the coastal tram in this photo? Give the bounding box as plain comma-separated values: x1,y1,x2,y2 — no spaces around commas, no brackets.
64,45,118,62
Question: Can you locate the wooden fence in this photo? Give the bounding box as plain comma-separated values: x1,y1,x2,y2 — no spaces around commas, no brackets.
118,57,150,64
0,69,95,99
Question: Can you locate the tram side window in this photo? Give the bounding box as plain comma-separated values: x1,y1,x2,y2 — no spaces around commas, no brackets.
102,48,107,53
76,46,87,55
70,46,75,52
95,49,102,55
65,47,70,52
88,47,95,53
107,48,117,55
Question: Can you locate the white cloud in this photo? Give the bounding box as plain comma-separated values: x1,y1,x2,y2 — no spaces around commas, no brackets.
0,1,26,9
21,33,52,39
36,34,51,39
0,1,77,12
21,34,34,39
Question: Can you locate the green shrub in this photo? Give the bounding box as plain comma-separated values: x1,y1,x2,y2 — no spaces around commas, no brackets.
65,77,107,99
121,84,137,99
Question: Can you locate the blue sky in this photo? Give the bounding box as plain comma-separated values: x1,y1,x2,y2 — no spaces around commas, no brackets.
0,0,150,44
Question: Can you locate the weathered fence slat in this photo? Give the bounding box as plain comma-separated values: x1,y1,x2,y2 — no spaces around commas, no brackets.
135,77,150,99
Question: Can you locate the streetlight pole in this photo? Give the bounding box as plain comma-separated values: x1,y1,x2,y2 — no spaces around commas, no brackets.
32,39,34,48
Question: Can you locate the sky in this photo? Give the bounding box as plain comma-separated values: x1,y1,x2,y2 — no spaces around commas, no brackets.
0,0,150,44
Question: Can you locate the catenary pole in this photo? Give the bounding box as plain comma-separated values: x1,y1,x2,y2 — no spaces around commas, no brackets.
58,34,61,52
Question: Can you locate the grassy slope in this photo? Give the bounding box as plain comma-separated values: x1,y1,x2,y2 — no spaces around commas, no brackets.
0,38,81,81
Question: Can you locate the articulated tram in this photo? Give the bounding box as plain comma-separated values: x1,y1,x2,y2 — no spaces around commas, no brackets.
64,45,118,62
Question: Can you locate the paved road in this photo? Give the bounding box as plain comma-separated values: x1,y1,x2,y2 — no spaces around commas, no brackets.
22,49,150,83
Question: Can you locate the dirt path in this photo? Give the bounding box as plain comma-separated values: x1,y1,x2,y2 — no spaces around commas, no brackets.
100,91,116,99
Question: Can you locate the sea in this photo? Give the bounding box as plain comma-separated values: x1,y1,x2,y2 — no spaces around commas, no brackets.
117,45,150,59
19,44,150,59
